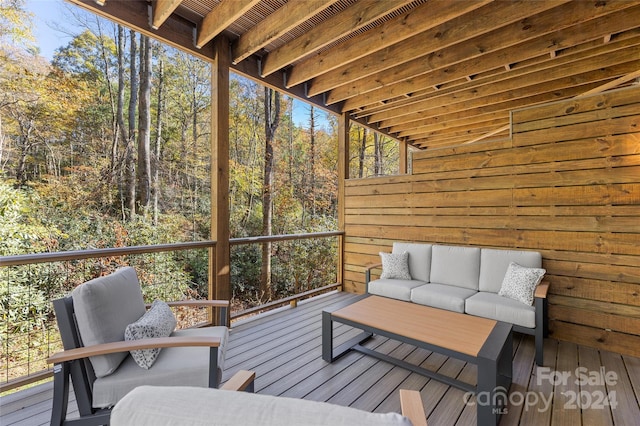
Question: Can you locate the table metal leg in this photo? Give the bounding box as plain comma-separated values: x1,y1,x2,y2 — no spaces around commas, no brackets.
322,310,333,362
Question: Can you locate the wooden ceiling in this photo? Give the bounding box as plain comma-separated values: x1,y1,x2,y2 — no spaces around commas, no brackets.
68,0,640,150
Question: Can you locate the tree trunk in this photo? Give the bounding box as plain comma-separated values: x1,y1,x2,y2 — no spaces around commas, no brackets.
124,29,138,219
358,127,367,178
0,115,5,173
136,34,151,214
309,105,316,218
374,132,382,176
153,57,164,225
260,87,281,301
115,25,127,220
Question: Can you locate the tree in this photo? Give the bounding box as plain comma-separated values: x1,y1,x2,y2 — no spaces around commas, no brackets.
260,87,281,301
124,29,138,218
136,34,151,213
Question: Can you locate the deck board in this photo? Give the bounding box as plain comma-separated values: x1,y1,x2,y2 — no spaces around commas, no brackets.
2,291,639,426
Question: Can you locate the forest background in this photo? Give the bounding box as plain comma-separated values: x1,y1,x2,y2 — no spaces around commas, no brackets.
0,0,400,358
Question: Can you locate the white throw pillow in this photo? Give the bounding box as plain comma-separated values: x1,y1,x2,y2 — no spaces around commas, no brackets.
498,262,546,305
124,300,177,369
379,251,412,280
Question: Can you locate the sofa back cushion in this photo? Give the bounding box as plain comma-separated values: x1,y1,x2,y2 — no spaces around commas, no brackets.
479,248,542,293
430,245,480,290
72,267,147,378
393,242,432,282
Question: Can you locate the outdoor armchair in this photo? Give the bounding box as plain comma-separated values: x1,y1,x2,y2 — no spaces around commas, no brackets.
47,266,230,426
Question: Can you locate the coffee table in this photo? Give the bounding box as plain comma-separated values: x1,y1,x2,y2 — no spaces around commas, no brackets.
322,295,512,426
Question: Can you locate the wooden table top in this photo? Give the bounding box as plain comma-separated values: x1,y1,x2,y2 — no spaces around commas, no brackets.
331,295,498,357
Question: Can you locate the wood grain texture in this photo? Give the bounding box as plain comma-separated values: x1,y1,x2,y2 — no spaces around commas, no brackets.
344,85,640,357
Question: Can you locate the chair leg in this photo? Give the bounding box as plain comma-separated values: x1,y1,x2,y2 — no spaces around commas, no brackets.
208,347,219,388
534,296,548,365
51,363,70,426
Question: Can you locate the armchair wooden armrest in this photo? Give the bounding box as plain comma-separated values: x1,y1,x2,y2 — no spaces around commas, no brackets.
534,280,550,299
148,300,230,308
400,389,427,426
47,335,221,364
221,370,256,392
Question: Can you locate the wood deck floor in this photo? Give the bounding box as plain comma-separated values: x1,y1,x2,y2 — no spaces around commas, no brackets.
2,291,640,425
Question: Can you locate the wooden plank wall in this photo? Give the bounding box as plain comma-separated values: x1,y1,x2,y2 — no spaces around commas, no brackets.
343,85,640,357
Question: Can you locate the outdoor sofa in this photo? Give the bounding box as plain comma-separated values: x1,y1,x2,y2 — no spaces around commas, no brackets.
366,243,549,365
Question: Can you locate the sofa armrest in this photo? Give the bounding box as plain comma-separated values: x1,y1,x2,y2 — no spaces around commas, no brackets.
365,262,383,285
400,389,427,426
47,335,221,364
534,281,550,299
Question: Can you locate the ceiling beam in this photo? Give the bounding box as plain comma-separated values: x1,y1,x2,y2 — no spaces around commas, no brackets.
285,0,492,88
382,52,640,131
151,0,181,29
308,0,567,98
260,0,413,77
359,31,640,122
340,4,640,111
232,0,337,64
196,0,261,48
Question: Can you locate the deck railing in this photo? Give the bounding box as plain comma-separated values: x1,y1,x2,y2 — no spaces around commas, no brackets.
0,231,343,392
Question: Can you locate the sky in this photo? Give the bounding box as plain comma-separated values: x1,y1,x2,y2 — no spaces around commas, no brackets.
24,0,328,129
26,0,77,61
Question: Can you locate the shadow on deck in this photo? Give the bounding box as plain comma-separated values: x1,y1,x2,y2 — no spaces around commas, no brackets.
2,291,639,425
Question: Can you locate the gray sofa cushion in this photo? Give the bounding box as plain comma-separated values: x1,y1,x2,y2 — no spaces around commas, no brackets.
71,267,146,378
92,326,228,408
368,278,428,302
410,284,477,313
393,242,432,282
111,385,414,426
479,248,542,293
430,245,481,290
465,292,536,328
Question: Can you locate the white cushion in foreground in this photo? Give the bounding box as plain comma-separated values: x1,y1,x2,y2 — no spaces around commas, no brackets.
111,385,414,426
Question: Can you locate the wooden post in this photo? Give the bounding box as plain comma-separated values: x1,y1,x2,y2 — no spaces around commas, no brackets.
337,113,349,290
210,36,231,324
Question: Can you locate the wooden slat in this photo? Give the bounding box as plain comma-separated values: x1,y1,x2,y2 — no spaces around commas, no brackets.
260,0,413,77
286,0,491,88
196,0,260,48
340,4,640,110
600,351,640,425
151,0,181,29
310,0,567,98
361,34,640,124
231,0,337,64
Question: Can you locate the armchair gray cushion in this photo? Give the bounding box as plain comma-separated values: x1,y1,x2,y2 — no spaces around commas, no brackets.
71,267,146,378
92,326,228,408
